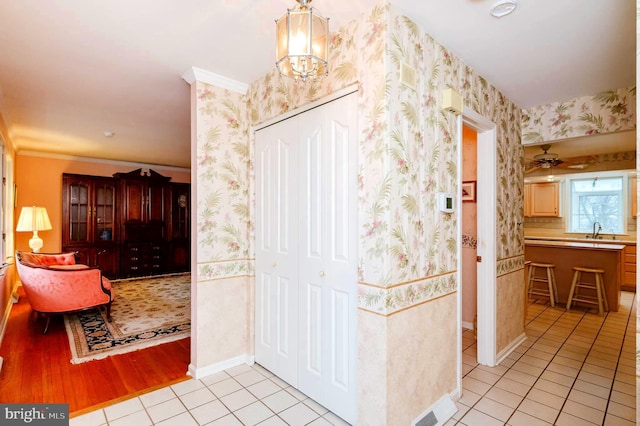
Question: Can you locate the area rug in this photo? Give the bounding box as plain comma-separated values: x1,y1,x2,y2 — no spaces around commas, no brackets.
64,272,190,364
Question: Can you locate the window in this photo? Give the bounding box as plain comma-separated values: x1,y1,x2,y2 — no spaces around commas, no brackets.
569,176,624,234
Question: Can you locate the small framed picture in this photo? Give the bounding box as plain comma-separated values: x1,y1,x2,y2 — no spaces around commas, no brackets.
462,181,476,203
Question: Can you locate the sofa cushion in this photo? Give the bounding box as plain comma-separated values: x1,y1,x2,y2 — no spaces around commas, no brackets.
49,264,90,270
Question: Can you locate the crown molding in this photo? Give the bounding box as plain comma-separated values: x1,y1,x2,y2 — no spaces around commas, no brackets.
181,67,248,95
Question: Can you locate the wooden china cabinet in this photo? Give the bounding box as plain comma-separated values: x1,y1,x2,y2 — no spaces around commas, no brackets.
61,169,190,279
61,174,120,279
113,168,171,278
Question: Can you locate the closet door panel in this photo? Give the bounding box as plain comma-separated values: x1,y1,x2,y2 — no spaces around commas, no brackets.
255,120,299,387
331,288,350,390
305,283,323,374
298,94,358,424
329,116,351,264
304,125,324,259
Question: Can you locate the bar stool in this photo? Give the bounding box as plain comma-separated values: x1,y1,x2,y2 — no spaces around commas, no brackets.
566,267,608,316
527,262,558,307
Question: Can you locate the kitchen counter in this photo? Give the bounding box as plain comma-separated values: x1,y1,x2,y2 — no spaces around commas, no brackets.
525,235,636,245
525,239,626,251
525,239,623,311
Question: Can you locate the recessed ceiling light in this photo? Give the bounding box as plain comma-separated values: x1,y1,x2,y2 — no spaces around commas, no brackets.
104,131,115,137
490,0,517,18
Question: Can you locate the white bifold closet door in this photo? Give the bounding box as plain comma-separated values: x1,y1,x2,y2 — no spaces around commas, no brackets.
255,93,357,424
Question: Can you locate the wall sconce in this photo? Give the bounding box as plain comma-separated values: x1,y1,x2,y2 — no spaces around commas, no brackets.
16,206,52,253
276,0,329,82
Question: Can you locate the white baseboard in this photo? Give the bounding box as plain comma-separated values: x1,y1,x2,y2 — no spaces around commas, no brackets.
461,321,474,330
449,388,461,401
188,354,255,380
496,332,527,365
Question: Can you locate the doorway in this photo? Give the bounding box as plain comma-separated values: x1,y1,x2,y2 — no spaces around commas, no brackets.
457,108,498,391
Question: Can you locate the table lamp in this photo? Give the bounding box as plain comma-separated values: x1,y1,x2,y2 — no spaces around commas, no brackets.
16,206,52,253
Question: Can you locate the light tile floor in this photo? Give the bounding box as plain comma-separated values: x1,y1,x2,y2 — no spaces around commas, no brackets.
449,291,637,426
71,292,636,426
71,363,351,426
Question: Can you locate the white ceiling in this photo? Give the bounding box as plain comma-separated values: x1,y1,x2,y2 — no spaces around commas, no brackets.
0,1,635,168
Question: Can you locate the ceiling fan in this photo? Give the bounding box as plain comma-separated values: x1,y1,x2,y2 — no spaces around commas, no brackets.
525,144,593,174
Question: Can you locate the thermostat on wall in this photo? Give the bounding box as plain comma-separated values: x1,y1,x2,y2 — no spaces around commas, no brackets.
438,192,455,213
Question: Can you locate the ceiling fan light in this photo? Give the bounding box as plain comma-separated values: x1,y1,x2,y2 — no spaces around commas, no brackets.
490,0,517,18
533,152,559,161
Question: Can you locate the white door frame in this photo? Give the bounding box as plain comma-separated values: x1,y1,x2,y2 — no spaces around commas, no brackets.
456,108,498,391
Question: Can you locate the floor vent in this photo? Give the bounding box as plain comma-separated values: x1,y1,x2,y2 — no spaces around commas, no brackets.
415,411,437,426
412,394,457,426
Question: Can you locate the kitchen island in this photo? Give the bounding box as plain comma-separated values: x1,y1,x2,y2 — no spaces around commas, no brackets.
525,239,625,312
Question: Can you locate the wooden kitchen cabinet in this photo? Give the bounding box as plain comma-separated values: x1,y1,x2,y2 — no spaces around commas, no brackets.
62,174,120,279
623,244,636,292
630,174,637,218
524,183,531,217
525,182,560,217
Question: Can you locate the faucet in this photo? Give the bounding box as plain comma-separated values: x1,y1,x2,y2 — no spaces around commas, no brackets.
592,221,602,239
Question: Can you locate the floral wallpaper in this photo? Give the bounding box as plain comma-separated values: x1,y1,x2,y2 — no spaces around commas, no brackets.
197,2,524,313
522,86,636,144
244,3,524,314
462,234,477,249
194,82,252,281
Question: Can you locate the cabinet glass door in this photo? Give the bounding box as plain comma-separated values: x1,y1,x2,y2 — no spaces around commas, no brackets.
95,181,116,241
69,182,90,243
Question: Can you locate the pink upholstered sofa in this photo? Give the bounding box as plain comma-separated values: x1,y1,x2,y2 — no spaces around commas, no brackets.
16,251,114,333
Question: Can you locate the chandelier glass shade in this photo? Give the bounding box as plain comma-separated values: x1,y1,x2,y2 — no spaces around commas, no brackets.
276,0,329,82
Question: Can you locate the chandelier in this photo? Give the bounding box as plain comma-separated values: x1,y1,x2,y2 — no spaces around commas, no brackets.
275,0,329,82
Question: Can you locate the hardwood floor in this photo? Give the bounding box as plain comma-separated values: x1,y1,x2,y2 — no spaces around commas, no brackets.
0,286,190,415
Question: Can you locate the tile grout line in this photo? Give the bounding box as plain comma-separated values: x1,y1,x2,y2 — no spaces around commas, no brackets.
547,308,619,425
503,305,591,425
458,302,581,424
601,293,636,422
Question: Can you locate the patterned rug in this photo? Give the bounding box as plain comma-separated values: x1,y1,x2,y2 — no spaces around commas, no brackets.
64,273,190,364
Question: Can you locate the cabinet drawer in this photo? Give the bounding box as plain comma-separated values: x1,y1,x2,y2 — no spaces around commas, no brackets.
625,245,636,254
624,254,636,264
624,271,636,285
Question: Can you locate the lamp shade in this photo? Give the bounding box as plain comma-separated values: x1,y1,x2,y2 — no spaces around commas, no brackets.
16,206,52,232
276,0,329,82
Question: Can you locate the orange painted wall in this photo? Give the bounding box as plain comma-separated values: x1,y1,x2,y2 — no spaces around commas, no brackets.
462,125,478,326
15,154,190,253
